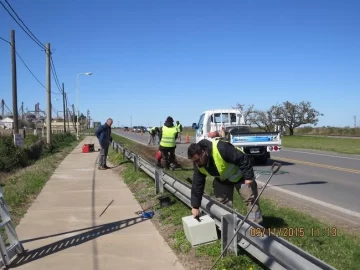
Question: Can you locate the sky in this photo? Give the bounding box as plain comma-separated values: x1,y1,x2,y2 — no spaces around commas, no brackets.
0,0,359,128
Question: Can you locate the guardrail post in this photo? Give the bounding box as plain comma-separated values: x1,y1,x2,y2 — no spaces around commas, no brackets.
155,168,164,194
134,154,139,171
112,142,115,150
116,144,119,153
221,213,238,256
122,148,126,160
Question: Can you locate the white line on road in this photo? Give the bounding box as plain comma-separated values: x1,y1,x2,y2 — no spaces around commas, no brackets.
279,149,360,161
256,179,360,219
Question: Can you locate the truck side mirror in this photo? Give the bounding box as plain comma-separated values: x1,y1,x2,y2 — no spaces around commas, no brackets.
192,123,198,129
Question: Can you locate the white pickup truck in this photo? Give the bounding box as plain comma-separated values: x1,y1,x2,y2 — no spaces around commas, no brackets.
191,109,282,164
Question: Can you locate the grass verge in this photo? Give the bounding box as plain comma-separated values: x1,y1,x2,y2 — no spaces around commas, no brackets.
281,135,360,154
1,134,79,229
111,134,360,270
109,149,261,270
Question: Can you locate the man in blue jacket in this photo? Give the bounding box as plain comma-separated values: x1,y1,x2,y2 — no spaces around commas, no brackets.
95,118,113,170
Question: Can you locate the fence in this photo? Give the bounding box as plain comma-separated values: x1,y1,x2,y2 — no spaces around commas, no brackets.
111,141,335,270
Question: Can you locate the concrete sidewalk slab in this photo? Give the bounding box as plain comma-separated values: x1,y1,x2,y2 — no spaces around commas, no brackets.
12,136,185,270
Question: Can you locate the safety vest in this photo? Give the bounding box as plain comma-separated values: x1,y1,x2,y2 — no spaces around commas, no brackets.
176,123,182,132
160,126,177,147
149,127,156,133
197,140,244,183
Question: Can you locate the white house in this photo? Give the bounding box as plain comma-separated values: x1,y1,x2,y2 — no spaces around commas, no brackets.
1,117,14,129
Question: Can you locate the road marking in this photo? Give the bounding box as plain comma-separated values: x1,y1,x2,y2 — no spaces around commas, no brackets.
274,157,360,174
256,179,360,219
280,149,360,161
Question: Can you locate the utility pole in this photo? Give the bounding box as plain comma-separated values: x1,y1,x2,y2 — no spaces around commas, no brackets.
21,102,24,120
11,30,19,134
62,83,66,133
65,93,69,132
86,109,90,129
46,43,52,144
354,115,357,128
72,104,76,132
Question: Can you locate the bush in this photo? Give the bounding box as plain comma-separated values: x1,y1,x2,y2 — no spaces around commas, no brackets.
0,133,77,173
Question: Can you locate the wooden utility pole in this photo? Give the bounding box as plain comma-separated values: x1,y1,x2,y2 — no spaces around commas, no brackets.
62,83,66,133
11,30,19,133
46,43,52,144
21,102,24,120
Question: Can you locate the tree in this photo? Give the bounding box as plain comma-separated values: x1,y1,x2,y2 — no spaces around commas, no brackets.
234,103,255,124
276,101,322,135
252,105,280,132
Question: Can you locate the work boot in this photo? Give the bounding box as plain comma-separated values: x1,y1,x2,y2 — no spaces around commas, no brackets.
104,165,110,169
98,166,106,170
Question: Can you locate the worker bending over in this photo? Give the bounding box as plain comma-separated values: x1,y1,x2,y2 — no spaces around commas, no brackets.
187,139,263,224
148,126,160,146
159,116,178,169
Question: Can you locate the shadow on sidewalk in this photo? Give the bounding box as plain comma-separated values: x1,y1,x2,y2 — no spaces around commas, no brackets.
9,216,149,268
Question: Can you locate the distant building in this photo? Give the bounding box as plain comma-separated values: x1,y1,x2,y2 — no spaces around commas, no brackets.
1,117,14,129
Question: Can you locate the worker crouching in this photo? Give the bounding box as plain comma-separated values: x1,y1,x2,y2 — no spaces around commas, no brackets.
187,139,263,224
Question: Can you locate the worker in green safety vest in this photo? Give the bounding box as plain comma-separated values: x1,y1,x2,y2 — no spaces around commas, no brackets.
175,120,183,143
148,126,159,146
158,116,178,169
187,139,263,224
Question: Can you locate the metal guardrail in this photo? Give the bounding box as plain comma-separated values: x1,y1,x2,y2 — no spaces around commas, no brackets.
111,141,336,270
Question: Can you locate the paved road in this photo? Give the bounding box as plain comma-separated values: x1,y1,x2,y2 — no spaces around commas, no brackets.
113,130,360,219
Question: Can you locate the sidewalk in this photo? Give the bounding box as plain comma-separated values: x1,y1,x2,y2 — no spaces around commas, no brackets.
12,137,185,270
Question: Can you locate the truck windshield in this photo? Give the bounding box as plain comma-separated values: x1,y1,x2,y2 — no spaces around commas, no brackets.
211,113,237,124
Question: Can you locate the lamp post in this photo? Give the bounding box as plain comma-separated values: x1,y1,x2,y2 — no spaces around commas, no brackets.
76,72,92,140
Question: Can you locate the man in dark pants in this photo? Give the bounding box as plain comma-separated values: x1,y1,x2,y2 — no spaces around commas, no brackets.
148,126,160,145
187,139,263,224
158,116,178,169
95,118,113,170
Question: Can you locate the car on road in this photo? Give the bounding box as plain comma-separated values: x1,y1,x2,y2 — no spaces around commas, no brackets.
123,126,129,132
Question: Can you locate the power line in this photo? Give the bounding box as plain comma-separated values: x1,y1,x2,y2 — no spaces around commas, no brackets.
0,0,45,50
1,0,64,96
0,36,10,44
3,0,45,49
1,38,61,95
50,56,63,94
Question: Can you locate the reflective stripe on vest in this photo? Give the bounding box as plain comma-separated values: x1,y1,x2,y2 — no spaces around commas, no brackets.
160,126,177,147
198,140,244,183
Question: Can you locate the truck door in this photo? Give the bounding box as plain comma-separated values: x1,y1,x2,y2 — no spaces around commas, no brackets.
195,113,206,143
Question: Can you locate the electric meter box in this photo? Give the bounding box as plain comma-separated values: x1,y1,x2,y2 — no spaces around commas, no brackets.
182,214,218,246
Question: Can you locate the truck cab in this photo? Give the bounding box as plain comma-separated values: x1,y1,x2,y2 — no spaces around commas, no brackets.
192,109,282,164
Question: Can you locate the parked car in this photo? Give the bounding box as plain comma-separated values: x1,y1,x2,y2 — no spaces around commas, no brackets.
123,126,129,132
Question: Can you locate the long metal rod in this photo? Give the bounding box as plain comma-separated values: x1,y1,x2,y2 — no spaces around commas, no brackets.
113,142,335,270
209,162,282,270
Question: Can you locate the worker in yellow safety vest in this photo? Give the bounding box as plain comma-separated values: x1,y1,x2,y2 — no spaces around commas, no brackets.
187,139,263,224
175,120,183,143
148,126,159,146
159,116,178,169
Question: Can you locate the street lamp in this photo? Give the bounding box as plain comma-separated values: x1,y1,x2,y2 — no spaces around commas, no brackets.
76,72,93,140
